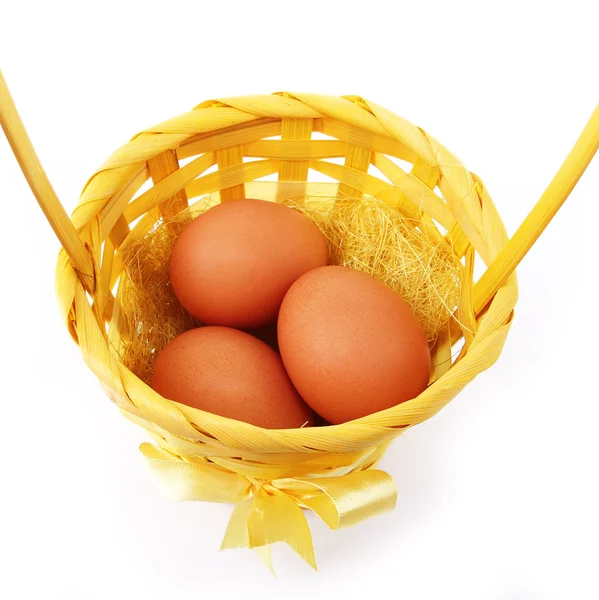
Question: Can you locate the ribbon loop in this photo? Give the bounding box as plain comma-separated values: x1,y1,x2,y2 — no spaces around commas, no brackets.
140,442,252,503
274,470,398,529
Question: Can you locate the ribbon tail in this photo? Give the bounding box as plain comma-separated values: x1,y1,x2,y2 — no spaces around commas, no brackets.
250,488,317,570
220,488,317,571
220,500,253,550
253,546,274,575
220,500,276,574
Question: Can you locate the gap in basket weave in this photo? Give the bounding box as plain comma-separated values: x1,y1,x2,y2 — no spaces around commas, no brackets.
115,191,462,386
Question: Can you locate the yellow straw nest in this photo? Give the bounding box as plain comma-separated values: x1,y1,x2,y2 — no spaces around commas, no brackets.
117,192,462,385
117,209,197,385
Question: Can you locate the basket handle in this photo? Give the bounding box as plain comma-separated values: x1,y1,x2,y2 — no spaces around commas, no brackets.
0,70,95,291
474,103,599,315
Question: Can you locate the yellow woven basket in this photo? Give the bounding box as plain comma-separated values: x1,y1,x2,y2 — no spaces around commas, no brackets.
2,71,597,570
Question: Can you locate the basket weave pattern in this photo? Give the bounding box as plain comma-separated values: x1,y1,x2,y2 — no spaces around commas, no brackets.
50,93,518,565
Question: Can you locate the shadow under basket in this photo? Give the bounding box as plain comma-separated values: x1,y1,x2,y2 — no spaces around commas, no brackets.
2,75,598,571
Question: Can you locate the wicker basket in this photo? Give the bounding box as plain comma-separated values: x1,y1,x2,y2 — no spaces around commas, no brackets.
2,71,597,570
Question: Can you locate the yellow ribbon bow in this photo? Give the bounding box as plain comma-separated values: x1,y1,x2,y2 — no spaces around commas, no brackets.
140,443,397,571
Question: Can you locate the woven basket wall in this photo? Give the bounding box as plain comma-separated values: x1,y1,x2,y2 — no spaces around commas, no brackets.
48,93,517,469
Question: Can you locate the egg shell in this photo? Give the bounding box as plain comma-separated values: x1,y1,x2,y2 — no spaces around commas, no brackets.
151,326,313,429
278,266,431,424
170,199,328,329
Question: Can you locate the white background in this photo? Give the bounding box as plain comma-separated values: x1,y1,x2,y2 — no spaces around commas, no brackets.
1,2,598,598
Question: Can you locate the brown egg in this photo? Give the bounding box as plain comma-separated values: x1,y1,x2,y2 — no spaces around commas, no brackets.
278,266,431,424
151,327,313,429
170,199,328,329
